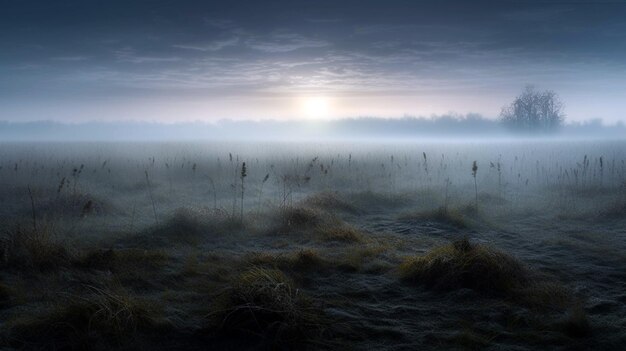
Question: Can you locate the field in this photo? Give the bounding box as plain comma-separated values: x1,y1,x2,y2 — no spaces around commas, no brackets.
0,140,625,350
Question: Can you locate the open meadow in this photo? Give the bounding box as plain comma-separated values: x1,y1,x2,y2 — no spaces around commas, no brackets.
0,140,625,350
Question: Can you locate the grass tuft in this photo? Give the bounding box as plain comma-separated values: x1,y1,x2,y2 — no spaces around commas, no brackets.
7,286,166,349
280,207,322,228
339,243,389,272
399,238,571,308
316,223,365,243
246,249,326,273
269,206,326,235
206,267,325,346
399,238,526,294
0,224,71,270
302,191,358,213
291,249,325,270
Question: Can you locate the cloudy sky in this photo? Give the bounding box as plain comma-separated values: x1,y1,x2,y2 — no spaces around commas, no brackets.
1,0,626,123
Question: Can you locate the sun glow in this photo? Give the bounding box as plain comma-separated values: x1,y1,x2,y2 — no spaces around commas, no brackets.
301,97,330,119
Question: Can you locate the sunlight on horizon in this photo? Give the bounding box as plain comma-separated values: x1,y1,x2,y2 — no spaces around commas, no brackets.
300,96,331,119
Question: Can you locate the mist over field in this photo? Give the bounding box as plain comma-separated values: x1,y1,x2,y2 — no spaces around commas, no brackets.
2,1,626,350
2,116,625,141
1,140,626,350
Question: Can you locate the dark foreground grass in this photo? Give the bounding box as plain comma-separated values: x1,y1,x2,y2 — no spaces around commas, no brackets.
0,191,601,350
6,286,168,350
205,267,327,348
0,224,71,271
398,238,594,343
0,283,13,308
399,238,526,293
73,248,169,272
560,304,592,338
246,249,327,272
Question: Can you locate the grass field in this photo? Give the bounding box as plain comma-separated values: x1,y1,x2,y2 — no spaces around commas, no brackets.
1,140,625,350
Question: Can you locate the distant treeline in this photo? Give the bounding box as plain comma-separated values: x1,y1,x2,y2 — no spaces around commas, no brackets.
0,115,624,141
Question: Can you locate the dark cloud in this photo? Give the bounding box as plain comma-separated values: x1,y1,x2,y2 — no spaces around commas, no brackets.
1,0,625,121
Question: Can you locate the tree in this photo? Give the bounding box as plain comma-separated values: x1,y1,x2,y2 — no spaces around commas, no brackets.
500,86,565,133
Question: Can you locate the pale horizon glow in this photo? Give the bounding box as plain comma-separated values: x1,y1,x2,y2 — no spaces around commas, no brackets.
301,97,331,119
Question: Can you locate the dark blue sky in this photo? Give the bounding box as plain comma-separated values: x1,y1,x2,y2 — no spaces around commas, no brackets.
2,0,625,122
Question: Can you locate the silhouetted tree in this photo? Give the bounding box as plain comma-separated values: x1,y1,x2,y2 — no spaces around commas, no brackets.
500,86,565,133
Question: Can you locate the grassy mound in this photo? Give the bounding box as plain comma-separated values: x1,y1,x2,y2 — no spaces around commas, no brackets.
246,249,326,273
338,243,390,273
399,239,570,307
206,267,325,347
302,191,358,213
280,207,322,227
269,206,327,236
7,287,166,349
121,208,239,248
316,223,365,243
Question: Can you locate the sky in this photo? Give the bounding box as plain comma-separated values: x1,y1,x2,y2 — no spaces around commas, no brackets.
1,0,626,123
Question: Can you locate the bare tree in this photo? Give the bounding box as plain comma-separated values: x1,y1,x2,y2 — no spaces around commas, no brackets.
500,86,565,133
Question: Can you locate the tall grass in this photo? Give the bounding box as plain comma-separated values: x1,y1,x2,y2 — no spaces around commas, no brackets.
240,162,247,221
144,170,159,225
471,160,478,209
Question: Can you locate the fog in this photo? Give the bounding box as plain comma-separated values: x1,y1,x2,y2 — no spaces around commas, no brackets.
3,0,626,349
1,115,625,141
1,137,625,349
